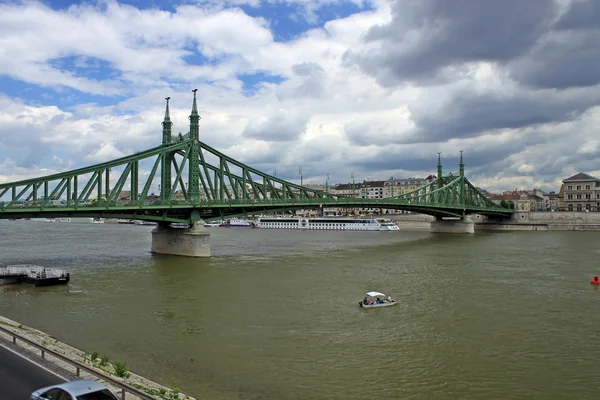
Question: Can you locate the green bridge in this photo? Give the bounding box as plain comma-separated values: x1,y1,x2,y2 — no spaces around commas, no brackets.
0,91,512,256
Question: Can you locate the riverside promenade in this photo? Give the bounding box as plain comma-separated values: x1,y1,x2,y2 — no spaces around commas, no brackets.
0,315,195,400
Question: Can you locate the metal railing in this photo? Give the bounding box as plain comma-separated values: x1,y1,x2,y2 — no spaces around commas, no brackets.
0,325,157,400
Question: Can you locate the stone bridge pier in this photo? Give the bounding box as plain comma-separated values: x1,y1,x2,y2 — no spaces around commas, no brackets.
429,216,475,234
151,222,211,257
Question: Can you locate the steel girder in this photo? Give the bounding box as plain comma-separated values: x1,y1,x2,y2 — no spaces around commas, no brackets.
0,137,512,223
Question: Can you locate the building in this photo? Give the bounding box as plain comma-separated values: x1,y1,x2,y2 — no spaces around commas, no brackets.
561,172,600,211
383,177,428,198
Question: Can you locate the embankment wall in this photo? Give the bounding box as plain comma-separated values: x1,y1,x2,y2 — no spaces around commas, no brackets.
387,212,600,231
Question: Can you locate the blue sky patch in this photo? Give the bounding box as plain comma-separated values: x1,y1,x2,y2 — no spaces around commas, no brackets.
239,72,285,96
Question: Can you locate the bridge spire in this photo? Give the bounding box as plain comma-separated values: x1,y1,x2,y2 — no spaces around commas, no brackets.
161,97,173,200
188,89,201,202
459,150,464,177
437,152,442,179
162,97,172,145
189,89,201,141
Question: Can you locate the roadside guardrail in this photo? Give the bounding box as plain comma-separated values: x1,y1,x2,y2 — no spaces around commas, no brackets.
0,325,156,400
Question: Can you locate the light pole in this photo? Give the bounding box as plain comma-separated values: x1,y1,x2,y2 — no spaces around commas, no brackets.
299,167,303,187
325,174,329,194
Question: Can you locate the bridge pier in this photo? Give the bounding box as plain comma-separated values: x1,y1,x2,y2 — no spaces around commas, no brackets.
151,222,211,257
429,216,474,234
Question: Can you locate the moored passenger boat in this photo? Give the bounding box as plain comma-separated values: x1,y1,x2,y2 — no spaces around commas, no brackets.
220,218,253,228
255,217,399,231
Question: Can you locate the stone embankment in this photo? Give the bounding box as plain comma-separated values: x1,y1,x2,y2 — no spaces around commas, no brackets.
0,316,195,400
477,211,600,231
387,213,433,230
387,212,600,231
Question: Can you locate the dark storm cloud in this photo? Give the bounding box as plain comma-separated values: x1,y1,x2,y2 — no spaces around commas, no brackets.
242,112,309,142
555,0,600,31
508,0,600,89
402,88,600,144
345,0,556,85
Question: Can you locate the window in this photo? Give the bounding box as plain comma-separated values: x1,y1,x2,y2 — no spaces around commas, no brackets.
577,194,582,200
597,194,600,200
567,194,573,200
568,204,573,211
577,204,583,211
41,389,71,400
586,184,591,190
586,194,591,200
76,389,119,400
568,185,573,190
577,185,582,190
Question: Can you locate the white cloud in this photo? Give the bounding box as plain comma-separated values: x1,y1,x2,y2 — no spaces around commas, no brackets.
0,0,598,197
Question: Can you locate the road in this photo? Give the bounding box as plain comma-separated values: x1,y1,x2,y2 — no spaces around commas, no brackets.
0,344,65,400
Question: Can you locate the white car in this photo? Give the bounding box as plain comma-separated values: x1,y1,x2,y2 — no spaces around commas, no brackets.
31,379,118,400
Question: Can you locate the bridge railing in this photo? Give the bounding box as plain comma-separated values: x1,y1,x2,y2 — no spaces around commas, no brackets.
0,196,512,214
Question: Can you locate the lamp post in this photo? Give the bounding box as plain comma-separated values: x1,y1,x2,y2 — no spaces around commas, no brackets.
325,174,329,194
299,167,303,187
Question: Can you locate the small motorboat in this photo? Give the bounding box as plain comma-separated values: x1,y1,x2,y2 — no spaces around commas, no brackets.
359,291,397,308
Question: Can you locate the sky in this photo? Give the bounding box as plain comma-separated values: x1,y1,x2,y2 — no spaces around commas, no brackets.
0,0,599,193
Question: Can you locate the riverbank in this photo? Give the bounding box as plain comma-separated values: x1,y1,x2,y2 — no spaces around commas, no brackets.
0,315,194,400
388,212,600,231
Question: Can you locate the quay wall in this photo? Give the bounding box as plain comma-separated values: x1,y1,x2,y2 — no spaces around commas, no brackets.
387,214,433,230
387,212,600,231
478,211,600,231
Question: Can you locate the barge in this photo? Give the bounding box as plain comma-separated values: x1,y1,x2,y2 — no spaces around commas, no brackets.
0,265,70,287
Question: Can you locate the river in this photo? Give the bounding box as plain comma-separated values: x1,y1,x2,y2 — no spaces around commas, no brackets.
1,219,599,399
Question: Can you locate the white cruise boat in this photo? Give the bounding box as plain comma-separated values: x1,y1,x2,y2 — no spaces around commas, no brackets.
220,218,253,228
255,217,399,231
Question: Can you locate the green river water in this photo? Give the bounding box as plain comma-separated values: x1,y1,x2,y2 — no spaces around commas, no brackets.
1,220,599,399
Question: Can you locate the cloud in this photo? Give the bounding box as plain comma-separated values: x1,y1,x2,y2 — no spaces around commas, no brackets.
0,0,599,198
345,0,557,85
242,111,310,141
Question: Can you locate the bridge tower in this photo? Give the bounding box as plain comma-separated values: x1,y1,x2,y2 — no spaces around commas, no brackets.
161,97,173,201
151,90,211,258
437,152,443,191
188,89,201,203
429,151,474,234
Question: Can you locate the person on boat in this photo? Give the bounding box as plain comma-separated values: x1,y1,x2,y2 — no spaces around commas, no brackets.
363,297,368,305
387,295,392,302
591,276,600,285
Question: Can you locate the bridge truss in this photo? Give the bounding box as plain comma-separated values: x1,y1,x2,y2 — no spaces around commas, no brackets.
0,94,512,224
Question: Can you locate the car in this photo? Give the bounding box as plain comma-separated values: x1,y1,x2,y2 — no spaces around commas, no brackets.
31,379,118,400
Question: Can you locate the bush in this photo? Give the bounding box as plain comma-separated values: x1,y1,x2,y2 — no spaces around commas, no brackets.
100,354,109,366
113,361,130,378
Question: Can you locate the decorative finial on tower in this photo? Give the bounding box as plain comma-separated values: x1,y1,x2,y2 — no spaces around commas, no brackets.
164,97,171,119
190,89,199,117
459,150,464,176
162,96,173,144
189,89,200,142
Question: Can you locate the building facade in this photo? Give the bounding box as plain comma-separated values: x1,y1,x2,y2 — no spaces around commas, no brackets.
561,172,600,212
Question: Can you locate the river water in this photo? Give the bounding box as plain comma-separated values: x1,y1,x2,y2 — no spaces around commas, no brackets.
1,220,599,399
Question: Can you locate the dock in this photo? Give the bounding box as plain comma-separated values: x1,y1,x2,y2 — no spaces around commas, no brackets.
0,264,70,287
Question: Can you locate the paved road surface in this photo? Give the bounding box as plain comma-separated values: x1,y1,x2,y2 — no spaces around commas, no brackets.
0,344,65,400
